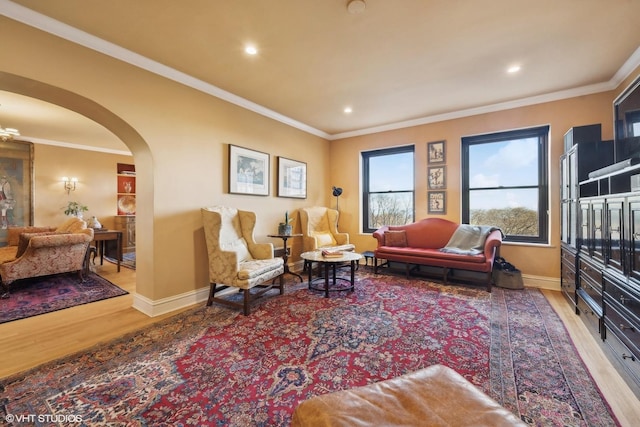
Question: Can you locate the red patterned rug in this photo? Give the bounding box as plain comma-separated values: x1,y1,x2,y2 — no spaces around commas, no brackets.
0,272,128,324
0,271,617,426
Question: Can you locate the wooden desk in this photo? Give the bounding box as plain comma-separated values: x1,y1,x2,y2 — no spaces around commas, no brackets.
92,229,123,272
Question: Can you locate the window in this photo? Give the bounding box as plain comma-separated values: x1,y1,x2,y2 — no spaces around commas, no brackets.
462,126,549,244
362,145,415,233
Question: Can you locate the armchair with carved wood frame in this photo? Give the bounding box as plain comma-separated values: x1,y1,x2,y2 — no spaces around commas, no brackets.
202,206,285,316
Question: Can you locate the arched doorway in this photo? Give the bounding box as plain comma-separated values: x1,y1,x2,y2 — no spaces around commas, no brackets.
0,71,154,302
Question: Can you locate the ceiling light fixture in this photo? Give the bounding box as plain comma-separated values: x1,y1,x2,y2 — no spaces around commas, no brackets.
245,45,258,55
0,125,20,142
344,107,353,114
347,0,366,14
507,65,521,74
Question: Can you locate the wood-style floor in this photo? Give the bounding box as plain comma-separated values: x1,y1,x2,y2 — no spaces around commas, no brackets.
1,263,639,425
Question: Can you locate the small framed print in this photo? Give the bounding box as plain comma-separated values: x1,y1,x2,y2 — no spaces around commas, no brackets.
229,144,270,196
428,191,446,214
277,157,307,198
428,166,446,189
427,140,446,164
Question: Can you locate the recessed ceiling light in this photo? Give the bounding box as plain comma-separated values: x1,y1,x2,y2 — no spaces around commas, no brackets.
245,45,258,55
344,107,353,114
347,0,366,14
507,65,521,73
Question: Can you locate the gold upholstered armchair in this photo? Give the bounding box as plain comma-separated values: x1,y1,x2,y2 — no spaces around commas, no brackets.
0,217,94,298
300,206,355,270
201,206,285,315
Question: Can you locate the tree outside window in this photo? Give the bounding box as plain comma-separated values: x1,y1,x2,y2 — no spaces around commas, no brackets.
362,146,415,233
462,126,549,244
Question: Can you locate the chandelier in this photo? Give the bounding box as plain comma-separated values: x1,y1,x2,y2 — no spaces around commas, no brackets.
0,125,20,141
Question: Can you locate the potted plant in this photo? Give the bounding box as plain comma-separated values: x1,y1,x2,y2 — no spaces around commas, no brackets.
63,201,89,218
278,211,293,235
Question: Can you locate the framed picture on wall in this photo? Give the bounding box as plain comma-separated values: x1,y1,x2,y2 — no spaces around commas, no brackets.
427,140,446,164
428,191,446,214
229,144,270,196
277,157,307,198
0,140,34,245
428,165,446,189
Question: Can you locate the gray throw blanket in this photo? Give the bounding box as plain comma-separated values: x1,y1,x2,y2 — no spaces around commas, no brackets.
440,225,502,255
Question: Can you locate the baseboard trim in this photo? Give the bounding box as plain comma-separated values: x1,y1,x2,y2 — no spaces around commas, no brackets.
523,274,560,291
133,286,211,317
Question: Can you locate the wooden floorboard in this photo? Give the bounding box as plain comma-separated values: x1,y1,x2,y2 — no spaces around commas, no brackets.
1,267,638,425
542,289,640,427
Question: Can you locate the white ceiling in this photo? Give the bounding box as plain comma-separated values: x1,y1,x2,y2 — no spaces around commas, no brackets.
1,0,640,151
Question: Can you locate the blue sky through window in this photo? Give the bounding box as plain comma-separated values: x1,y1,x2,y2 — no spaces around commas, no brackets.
469,137,538,210
369,151,414,191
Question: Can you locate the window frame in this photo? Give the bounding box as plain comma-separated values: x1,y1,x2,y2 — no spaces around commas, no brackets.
362,145,415,234
461,125,549,244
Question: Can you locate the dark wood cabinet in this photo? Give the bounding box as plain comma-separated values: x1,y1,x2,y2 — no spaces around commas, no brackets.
626,197,640,284
560,124,640,397
605,198,624,273
560,244,577,309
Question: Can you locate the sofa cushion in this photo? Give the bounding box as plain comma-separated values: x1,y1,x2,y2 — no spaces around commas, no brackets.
237,258,283,280
0,246,18,264
384,230,407,247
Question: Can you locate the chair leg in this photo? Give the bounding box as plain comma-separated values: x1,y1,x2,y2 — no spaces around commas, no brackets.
207,283,217,306
374,257,378,274
243,289,251,316
279,274,284,295
1,282,9,299
486,272,492,292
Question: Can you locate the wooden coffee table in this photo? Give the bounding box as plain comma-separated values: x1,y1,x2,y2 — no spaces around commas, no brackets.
300,251,362,298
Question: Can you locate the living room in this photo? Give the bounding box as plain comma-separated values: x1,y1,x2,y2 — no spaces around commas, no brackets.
1,1,640,424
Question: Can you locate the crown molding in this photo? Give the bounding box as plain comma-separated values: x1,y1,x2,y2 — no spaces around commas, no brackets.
2,0,639,142
0,0,330,140
329,81,616,140
26,136,133,156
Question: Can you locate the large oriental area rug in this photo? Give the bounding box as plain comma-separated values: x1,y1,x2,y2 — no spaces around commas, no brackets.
0,272,128,324
1,272,617,426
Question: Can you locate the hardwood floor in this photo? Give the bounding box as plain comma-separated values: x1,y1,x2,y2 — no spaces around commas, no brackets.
0,262,187,379
542,289,640,426
1,268,639,425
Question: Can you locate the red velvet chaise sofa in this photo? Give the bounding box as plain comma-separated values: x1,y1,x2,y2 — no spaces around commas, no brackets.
372,218,503,291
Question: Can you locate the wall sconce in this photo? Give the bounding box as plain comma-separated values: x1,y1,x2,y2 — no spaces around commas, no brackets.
62,177,78,194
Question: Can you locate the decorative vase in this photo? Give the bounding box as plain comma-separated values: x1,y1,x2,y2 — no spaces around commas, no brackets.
278,224,292,236
87,215,101,229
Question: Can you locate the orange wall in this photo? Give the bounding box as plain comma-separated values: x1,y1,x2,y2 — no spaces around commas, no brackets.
30,144,133,229
331,92,619,285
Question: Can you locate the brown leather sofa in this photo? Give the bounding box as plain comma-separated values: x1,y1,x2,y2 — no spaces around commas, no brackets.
291,364,525,427
372,218,502,291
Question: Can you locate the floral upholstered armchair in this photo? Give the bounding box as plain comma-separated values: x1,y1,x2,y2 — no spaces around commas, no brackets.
201,206,285,315
300,207,355,270
0,217,94,298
